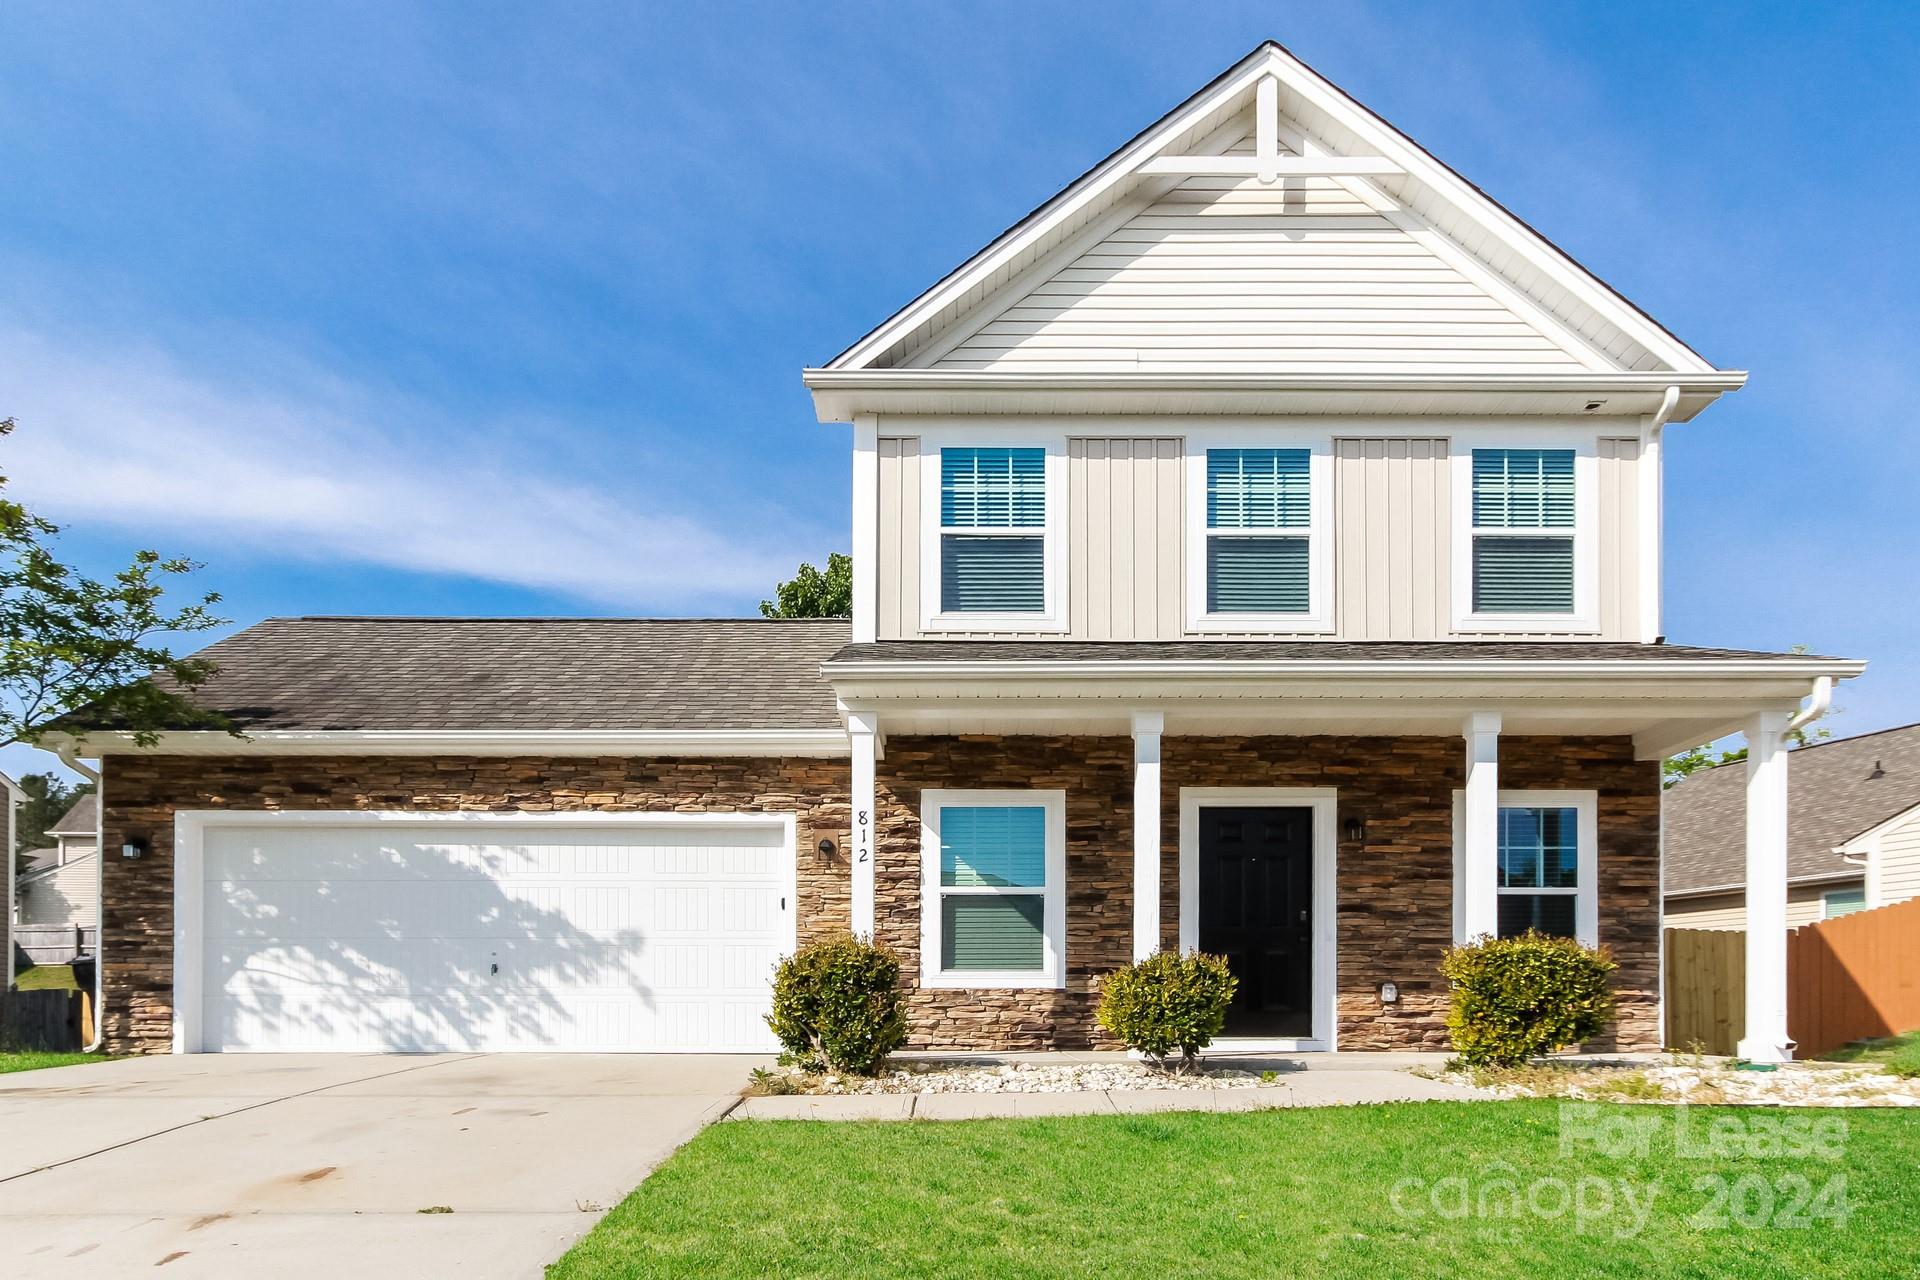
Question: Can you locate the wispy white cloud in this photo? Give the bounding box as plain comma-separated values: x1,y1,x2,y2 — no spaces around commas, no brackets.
0,327,820,610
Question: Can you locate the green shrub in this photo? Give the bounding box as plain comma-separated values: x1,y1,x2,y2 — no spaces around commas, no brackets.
1441,931,1618,1068
1096,950,1238,1070
766,933,908,1075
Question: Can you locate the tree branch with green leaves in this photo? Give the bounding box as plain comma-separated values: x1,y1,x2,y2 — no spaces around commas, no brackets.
0,417,230,749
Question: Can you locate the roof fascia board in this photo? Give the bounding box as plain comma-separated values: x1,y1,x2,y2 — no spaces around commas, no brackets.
1667,869,1865,899
1259,43,1715,374
826,52,1274,372
821,657,1861,681
1835,798,1920,853
48,729,851,759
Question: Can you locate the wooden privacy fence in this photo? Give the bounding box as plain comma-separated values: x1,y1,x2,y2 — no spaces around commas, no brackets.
1664,896,1920,1058
12,924,98,965
1664,928,1745,1055
1788,894,1920,1057
0,988,89,1052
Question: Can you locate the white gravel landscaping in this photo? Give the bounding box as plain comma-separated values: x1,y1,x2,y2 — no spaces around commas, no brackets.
758,1061,1280,1095
1431,1058,1920,1108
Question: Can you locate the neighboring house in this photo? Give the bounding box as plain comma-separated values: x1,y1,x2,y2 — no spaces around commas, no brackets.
46,43,1861,1063
13,794,99,930
1666,724,1920,930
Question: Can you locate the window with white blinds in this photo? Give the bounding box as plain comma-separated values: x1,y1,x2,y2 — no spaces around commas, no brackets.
1470,448,1575,615
938,447,1046,615
1204,448,1311,614
921,791,1066,989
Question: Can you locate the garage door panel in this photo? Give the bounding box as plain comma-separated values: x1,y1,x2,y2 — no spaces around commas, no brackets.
194,819,790,1053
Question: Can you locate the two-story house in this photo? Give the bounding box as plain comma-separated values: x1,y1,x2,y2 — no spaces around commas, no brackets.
52,43,1861,1063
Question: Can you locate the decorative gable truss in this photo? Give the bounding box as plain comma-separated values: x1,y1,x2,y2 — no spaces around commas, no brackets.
810,43,1742,420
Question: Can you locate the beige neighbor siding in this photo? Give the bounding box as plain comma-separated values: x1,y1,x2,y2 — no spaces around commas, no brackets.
927,131,1592,375
1875,808,1920,905
17,850,99,927
1068,438,1184,639
1664,881,1851,931
1333,438,1450,639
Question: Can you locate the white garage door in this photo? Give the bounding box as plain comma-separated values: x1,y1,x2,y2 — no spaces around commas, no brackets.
185,815,793,1053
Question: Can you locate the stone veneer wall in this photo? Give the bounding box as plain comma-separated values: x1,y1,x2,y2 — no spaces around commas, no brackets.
96,755,851,1055
98,736,1659,1056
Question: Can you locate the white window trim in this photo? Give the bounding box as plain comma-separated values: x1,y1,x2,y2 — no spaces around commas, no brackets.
1450,789,1599,947
919,788,1067,990
1177,787,1338,1052
1448,434,1599,634
918,435,1068,633
1183,431,1334,634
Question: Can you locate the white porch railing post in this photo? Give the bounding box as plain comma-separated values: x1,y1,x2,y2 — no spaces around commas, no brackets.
1738,710,1794,1063
847,711,878,940
1461,711,1502,942
1132,711,1166,962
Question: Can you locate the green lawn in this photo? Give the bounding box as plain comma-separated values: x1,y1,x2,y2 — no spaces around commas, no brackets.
1822,1031,1920,1078
11,964,77,992
550,1101,1920,1279
0,1051,104,1074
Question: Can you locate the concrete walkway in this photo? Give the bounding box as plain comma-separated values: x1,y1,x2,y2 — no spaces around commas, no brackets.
0,1052,764,1280
735,1052,1493,1120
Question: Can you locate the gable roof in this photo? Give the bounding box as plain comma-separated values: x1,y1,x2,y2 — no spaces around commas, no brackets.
49,793,97,837
50,617,848,739
813,40,1733,414
1665,723,1920,896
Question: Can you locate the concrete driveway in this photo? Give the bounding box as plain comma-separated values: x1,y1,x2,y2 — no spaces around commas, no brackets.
0,1052,763,1279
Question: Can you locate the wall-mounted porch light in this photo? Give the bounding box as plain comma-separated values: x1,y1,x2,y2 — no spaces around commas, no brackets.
817,837,838,860
120,837,148,860
1343,816,1365,844
1379,981,1399,1005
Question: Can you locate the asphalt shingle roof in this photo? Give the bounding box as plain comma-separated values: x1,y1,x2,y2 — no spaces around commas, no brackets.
48,793,97,835
1664,723,1920,895
61,617,848,733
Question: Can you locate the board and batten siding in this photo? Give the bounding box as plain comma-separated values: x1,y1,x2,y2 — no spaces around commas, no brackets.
875,432,1644,642
924,131,1592,376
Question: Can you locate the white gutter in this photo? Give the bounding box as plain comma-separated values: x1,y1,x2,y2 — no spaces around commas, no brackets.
53,742,105,1054
43,728,851,759
826,657,1864,682
1785,675,1835,736
803,369,1750,395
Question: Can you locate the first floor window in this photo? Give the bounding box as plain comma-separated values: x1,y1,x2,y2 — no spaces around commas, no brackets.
1453,789,1597,947
1497,805,1580,938
921,790,1065,988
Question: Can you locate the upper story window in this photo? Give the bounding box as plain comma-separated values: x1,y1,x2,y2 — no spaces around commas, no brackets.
1186,440,1331,632
1206,448,1310,613
938,446,1045,615
1469,448,1575,614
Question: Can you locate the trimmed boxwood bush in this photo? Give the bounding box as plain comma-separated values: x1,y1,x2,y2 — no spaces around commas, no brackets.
1096,950,1238,1070
1441,931,1618,1068
766,933,908,1075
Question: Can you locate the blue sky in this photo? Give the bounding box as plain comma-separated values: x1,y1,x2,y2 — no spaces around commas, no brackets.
2,2,1916,780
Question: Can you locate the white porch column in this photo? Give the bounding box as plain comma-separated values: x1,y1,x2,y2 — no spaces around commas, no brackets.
1132,710,1165,962
1739,710,1794,1063
1461,711,1502,941
848,710,878,939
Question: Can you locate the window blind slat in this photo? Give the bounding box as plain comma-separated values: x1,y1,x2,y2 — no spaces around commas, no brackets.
1207,536,1309,613
1472,449,1574,528
1472,536,1573,613
941,806,1047,888
941,895,1045,971
941,536,1043,613
1207,448,1311,528
941,447,1045,528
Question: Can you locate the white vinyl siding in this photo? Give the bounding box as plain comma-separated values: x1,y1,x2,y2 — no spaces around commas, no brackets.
15,849,99,928
922,129,1593,375
1662,882,1846,932
920,790,1066,989
1875,810,1920,906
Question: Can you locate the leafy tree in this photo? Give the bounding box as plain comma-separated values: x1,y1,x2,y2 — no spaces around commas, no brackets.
14,772,93,875
759,552,852,619
0,417,229,752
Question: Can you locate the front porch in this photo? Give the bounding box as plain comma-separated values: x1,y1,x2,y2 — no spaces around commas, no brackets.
827,641,1863,1060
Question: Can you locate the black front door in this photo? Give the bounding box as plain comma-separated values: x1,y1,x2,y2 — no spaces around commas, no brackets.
1197,806,1313,1038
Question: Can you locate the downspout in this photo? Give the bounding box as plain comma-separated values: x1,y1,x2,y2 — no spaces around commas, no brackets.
53,740,106,1054
4,773,20,991
1641,385,1680,642
1786,675,1834,737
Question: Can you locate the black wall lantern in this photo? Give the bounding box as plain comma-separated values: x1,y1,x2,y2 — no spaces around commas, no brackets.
1343,816,1365,844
